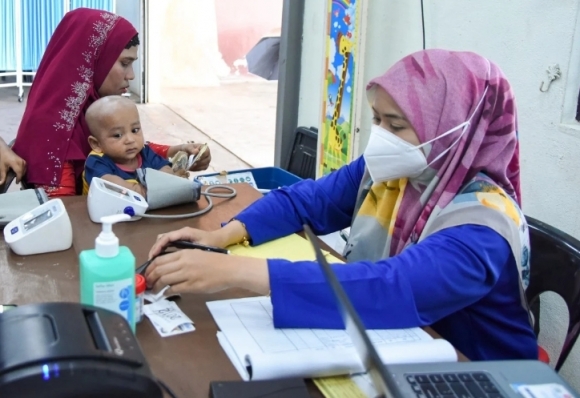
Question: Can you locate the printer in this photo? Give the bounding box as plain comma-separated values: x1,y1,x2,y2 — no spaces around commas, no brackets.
0,302,163,398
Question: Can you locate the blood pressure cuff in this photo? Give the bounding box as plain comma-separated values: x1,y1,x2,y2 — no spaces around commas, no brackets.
0,189,49,227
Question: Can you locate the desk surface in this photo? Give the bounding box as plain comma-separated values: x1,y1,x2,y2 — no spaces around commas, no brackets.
0,183,465,397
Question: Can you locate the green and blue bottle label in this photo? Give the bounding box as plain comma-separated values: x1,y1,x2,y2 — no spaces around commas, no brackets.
93,278,134,325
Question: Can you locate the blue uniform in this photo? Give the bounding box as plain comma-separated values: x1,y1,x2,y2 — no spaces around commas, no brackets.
235,156,538,361
83,145,170,194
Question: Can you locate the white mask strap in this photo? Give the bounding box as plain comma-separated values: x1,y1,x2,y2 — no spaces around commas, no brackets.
416,64,491,167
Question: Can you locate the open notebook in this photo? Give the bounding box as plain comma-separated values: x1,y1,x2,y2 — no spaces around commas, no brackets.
207,296,456,381
211,234,457,380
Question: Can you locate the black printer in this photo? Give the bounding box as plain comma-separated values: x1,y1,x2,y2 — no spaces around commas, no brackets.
0,302,163,398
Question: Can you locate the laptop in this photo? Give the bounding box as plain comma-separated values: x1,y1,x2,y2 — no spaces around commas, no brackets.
303,224,579,398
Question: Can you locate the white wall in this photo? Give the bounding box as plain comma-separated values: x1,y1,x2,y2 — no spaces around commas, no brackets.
426,1,580,388
298,0,580,389
115,0,142,100
296,0,326,129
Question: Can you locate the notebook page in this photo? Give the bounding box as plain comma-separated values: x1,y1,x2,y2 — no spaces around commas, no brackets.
208,296,457,380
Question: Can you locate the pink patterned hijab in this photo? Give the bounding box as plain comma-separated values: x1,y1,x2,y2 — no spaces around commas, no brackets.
350,49,521,257
12,8,137,186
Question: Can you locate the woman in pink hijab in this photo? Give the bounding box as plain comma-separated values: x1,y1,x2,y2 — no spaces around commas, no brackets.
144,50,537,361
0,8,210,196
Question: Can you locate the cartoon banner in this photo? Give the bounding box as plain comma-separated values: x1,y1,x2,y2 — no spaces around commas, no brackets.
318,0,360,176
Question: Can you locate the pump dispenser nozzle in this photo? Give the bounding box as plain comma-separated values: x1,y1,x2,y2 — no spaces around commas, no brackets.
96,214,130,258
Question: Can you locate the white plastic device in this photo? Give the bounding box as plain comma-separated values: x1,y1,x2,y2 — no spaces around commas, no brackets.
87,177,148,223
87,172,237,222
3,199,73,256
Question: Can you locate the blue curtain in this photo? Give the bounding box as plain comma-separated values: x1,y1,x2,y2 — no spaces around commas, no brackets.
70,0,114,12
21,0,64,71
0,0,114,73
0,0,16,71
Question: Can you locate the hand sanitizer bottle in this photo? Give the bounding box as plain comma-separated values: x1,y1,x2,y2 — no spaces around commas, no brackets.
80,214,136,332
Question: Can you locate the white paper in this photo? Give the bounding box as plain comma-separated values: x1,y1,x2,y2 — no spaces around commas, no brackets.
143,286,170,303
207,296,457,380
143,286,181,303
352,373,380,398
144,300,195,337
148,317,196,337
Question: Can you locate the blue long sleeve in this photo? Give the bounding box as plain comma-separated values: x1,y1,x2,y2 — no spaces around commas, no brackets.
235,157,366,245
268,224,538,361
233,158,537,360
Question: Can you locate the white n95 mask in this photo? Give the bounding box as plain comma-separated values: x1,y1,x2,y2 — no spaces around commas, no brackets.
363,78,489,183
363,121,470,183
363,124,428,182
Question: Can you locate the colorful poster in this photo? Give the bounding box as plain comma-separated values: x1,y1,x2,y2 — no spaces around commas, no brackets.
319,0,359,176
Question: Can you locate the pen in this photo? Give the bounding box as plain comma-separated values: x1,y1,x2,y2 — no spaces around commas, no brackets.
172,240,230,254
135,251,172,275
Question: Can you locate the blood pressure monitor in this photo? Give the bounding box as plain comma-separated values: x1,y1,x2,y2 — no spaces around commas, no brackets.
3,199,73,256
87,177,148,223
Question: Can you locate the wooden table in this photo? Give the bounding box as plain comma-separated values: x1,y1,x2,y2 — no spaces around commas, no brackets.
0,183,465,397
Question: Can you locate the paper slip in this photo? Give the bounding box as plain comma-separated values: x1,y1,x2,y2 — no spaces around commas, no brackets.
197,171,257,188
143,286,181,303
148,318,195,338
143,300,195,337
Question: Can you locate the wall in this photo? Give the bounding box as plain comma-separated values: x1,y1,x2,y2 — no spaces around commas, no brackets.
296,0,326,129
298,0,580,389
147,0,229,102
214,0,283,75
115,0,142,99
425,1,580,387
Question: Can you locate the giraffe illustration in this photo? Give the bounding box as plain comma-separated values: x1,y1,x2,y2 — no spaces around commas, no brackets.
328,33,353,156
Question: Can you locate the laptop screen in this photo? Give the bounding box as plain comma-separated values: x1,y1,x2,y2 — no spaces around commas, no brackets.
303,225,398,398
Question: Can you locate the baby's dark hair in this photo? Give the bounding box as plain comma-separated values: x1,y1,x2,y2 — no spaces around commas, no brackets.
125,34,140,49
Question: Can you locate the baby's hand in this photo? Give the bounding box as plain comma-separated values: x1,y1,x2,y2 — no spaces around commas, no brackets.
131,182,148,197
174,169,190,179
170,151,189,173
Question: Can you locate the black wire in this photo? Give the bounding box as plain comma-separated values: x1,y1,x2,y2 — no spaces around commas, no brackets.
159,378,304,398
211,383,308,398
241,385,307,398
420,0,426,49
157,378,178,398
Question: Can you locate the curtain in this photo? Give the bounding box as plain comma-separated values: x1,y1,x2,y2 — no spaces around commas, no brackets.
70,0,114,12
0,0,17,71
21,0,64,71
0,0,114,73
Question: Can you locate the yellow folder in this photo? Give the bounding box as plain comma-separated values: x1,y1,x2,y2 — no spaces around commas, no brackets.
228,233,344,263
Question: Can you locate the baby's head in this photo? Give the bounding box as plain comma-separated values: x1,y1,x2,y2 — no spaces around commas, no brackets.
86,96,144,163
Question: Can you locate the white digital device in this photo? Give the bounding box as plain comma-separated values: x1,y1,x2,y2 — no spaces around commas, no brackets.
3,199,73,256
87,177,149,223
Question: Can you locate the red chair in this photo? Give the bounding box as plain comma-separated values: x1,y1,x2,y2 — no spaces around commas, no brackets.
526,215,580,371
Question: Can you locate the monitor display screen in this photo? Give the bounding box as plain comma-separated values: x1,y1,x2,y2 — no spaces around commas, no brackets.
23,209,52,231
103,182,130,197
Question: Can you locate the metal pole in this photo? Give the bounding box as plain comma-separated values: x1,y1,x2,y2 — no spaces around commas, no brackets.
141,0,148,103
14,0,23,101
274,0,305,168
